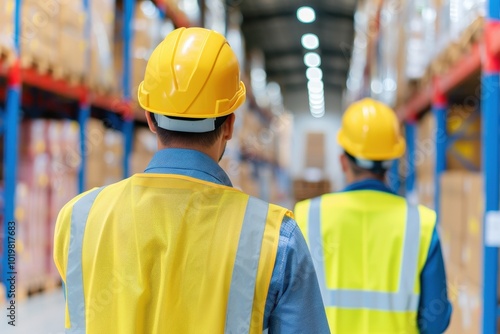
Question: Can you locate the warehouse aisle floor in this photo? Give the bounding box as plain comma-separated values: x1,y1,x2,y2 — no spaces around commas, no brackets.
0,289,64,333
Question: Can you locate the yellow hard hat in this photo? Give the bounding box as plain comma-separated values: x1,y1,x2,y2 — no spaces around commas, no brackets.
138,27,246,130
337,98,405,160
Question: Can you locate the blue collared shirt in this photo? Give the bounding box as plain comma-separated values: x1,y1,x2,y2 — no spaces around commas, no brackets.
145,148,330,333
343,179,452,334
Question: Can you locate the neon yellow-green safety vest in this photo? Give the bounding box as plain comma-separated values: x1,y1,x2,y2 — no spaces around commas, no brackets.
54,174,290,333
295,190,436,333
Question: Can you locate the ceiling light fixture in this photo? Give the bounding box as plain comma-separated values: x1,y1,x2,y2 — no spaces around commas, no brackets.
301,33,319,50
310,107,325,118
307,80,324,93
306,67,323,81
297,6,316,23
304,52,321,67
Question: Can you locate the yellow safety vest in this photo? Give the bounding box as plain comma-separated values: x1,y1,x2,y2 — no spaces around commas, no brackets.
54,174,290,333
294,190,436,334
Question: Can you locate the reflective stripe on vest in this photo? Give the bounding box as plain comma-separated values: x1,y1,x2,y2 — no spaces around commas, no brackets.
67,187,104,333
308,196,421,312
225,196,269,333
66,189,270,333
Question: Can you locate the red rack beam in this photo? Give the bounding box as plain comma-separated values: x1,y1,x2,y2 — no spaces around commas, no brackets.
21,67,87,101
397,85,432,122
399,22,500,122
437,43,481,94
489,22,500,57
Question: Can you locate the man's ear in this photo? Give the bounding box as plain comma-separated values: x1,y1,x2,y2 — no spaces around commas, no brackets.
340,154,349,173
145,111,157,134
223,113,235,140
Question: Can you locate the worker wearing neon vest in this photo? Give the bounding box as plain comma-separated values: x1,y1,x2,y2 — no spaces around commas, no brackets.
54,27,330,333
295,98,452,333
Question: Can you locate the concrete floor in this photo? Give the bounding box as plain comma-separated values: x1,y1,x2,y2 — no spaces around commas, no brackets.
0,289,65,334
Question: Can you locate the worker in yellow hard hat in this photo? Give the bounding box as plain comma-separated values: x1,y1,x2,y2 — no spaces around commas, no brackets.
294,98,452,333
54,27,329,333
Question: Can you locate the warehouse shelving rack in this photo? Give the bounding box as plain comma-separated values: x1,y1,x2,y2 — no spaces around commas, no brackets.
396,0,500,331
0,0,193,298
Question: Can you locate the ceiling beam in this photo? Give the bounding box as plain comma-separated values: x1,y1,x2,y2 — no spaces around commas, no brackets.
266,66,348,77
281,81,345,93
264,47,350,59
242,8,353,24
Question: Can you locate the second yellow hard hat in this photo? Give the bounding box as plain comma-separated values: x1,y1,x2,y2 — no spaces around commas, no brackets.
337,98,406,161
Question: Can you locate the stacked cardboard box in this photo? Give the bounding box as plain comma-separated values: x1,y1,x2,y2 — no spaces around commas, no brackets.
47,120,79,281
440,171,485,333
0,0,15,62
447,106,481,171
58,0,88,81
86,119,124,190
20,0,60,71
293,179,331,203
1,0,118,89
305,132,325,170
416,112,436,209
89,0,116,91
131,127,156,174
12,120,79,295
17,120,50,294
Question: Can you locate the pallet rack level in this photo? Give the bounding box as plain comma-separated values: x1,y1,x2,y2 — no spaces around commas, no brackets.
396,0,500,330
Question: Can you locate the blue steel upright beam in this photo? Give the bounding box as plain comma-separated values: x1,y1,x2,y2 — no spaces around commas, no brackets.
78,0,91,193
482,0,500,331
78,100,90,193
405,120,416,202
432,84,447,221
2,0,22,294
122,0,135,178
388,159,400,194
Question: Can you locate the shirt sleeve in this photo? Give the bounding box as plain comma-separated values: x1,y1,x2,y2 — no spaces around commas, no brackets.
264,216,330,334
417,226,453,334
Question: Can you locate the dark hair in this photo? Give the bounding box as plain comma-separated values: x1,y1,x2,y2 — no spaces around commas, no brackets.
150,112,229,147
345,151,387,178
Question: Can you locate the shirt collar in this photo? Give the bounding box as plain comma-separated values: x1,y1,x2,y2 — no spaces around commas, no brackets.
342,178,395,195
144,148,233,187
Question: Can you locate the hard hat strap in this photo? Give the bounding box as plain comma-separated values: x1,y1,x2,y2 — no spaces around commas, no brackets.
154,113,219,133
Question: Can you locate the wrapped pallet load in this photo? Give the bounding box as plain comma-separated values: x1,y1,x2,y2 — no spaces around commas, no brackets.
59,0,88,81
90,0,116,93
21,0,60,73
0,0,15,62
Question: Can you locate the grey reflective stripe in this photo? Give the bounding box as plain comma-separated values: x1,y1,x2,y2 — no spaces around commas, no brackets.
225,197,269,334
67,187,104,333
308,197,421,311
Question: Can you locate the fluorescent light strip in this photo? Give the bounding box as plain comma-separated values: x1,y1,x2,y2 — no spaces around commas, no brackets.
297,6,316,23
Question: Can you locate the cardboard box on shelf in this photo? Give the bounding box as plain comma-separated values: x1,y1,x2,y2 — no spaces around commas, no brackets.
293,179,331,202
440,171,465,233
416,112,436,178
89,0,116,91
447,106,481,171
417,172,435,209
305,132,325,169
462,173,483,286
457,280,481,334
0,0,14,59
445,262,463,333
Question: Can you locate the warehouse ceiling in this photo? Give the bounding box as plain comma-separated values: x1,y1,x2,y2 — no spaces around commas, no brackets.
239,0,356,96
